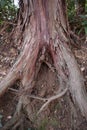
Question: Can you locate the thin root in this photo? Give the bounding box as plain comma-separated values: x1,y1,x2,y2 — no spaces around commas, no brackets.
26,88,68,115
37,87,68,114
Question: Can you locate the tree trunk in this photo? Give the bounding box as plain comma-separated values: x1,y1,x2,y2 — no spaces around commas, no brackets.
0,0,87,129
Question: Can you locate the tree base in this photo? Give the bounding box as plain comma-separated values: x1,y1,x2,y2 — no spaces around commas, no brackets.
1,50,87,130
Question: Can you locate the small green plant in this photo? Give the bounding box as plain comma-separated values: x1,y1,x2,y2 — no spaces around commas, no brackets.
38,118,48,130
0,0,18,26
67,0,75,21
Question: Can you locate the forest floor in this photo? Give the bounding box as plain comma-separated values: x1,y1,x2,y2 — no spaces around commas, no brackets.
0,33,87,130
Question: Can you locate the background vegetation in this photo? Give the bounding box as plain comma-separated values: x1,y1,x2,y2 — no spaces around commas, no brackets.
0,0,18,25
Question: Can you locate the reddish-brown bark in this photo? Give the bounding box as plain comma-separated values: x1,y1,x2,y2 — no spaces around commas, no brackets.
0,0,87,129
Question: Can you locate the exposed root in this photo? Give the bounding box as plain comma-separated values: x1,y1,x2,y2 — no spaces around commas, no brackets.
1,0,87,129
27,95,46,101
59,40,87,118
50,37,87,119
37,87,68,114
0,70,19,97
1,38,87,130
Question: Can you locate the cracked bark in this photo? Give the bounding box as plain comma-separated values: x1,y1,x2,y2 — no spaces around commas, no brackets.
0,0,87,129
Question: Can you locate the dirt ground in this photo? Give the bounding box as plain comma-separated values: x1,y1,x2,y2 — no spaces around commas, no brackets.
0,34,87,130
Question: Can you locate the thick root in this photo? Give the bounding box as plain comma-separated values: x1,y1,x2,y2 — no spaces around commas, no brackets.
50,36,87,118
0,69,19,97
61,43,87,118
0,37,87,130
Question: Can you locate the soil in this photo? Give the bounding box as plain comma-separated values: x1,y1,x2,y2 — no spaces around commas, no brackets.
0,33,87,130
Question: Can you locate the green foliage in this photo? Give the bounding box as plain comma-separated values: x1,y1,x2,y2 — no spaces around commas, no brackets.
85,0,87,12
0,0,18,25
67,0,75,21
79,14,87,34
67,0,87,36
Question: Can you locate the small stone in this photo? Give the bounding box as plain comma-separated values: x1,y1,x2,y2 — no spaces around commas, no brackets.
7,116,12,119
81,67,85,71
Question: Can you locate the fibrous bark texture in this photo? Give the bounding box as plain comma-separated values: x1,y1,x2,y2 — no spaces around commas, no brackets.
0,0,87,129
